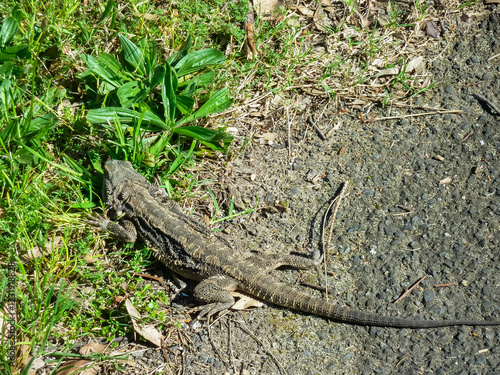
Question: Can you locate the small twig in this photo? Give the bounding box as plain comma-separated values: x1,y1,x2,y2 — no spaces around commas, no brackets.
434,282,458,288
234,318,288,375
228,320,237,375
394,276,426,303
396,204,413,212
364,110,466,122
207,319,229,369
488,52,500,61
306,115,326,140
320,182,349,302
472,93,500,116
299,281,334,295
133,273,169,289
462,130,474,142
325,181,349,263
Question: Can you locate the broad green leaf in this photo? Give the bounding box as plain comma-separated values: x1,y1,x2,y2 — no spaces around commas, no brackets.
162,62,177,124
179,71,214,89
174,49,226,77
141,39,158,76
87,107,168,129
117,81,148,108
175,88,232,127
173,126,233,152
119,34,146,76
98,53,125,78
0,16,19,49
80,54,121,90
0,62,13,79
0,44,29,62
99,0,116,24
176,95,194,115
150,65,165,89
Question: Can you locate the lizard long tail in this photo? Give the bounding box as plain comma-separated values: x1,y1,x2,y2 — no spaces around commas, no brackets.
248,277,499,328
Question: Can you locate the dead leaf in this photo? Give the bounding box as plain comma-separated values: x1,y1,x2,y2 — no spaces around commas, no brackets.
231,292,264,310
143,14,160,21
376,67,400,77
244,20,258,60
297,6,314,17
253,0,283,19
255,132,277,141
125,300,163,347
406,56,424,74
439,177,452,184
426,21,441,39
79,342,110,356
313,6,330,32
55,359,95,375
485,0,500,3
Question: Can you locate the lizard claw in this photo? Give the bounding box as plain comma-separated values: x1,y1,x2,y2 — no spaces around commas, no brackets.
84,212,112,231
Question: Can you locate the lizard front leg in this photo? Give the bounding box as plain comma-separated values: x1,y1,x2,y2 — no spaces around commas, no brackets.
193,276,238,320
86,213,138,243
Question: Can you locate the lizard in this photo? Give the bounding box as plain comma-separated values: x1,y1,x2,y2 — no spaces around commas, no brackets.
88,159,500,329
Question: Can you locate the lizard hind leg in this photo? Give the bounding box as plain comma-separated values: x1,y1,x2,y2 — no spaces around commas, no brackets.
246,249,323,272
193,276,237,320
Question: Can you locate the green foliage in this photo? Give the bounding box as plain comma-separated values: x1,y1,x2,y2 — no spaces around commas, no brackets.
80,34,234,164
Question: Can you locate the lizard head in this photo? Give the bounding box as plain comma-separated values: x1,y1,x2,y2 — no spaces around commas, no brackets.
103,159,149,204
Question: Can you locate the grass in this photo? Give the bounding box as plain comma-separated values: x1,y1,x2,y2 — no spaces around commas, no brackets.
0,0,485,373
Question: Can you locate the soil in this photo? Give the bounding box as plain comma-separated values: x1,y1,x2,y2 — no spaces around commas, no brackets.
102,4,499,375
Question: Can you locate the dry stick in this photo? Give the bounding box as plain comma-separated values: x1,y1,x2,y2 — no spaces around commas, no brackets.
207,320,229,370
235,318,288,375
434,282,458,288
306,115,326,140
488,52,500,61
228,320,237,375
472,93,500,115
287,106,292,158
322,181,349,301
366,110,466,122
394,276,426,303
300,281,334,295
325,181,349,263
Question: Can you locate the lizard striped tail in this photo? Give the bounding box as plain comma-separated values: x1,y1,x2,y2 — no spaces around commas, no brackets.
247,277,499,328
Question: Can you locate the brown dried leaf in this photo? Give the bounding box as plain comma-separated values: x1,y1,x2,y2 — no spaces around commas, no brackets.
253,0,283,19
313,6,330,32
297,6,314,16
255,132,277,141
406,56,425,74
125,300,163,347
143,14,160,21
231,292,264,310
426,21,441,39
79,342,110,356
55,359,94,375
23,246,43,261
244,21,258,60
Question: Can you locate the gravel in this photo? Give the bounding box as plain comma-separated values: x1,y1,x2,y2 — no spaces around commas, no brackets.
155,6,500,375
